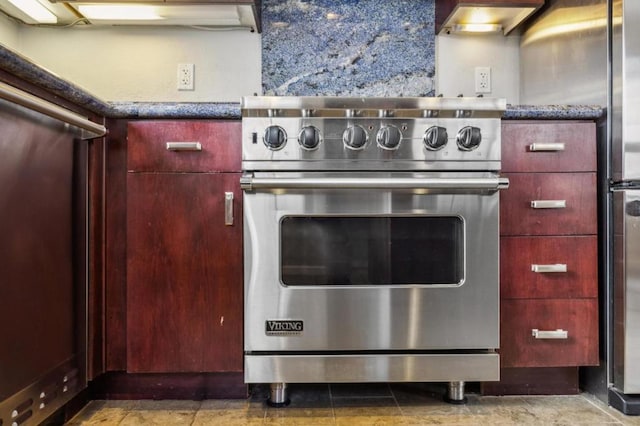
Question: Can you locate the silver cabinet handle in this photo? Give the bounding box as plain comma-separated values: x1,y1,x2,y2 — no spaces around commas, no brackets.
532,329,569,339
531,264,568,273
224,192,234,226
166,142,202,151
531,200,566,209
529,143,565,152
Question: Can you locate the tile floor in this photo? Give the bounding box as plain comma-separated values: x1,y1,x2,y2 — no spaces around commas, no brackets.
66,383,640,425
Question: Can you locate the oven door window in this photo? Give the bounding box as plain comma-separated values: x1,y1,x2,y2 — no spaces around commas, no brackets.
280,216,464,286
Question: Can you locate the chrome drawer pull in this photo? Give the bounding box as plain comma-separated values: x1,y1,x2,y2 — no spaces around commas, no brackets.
532,329,569,339
529,143,566,152
531,200,566,209
224,192,234,226
166,142,202,151
531,264,567,273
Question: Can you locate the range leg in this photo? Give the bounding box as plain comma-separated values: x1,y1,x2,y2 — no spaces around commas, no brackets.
444,381,468,404
267,382,290,407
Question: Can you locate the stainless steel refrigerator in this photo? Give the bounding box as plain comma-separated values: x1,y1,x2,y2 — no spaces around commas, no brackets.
608,0,640,414
520,0,640,415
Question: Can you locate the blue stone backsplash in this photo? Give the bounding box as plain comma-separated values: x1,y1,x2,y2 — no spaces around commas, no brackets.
262,0,436,97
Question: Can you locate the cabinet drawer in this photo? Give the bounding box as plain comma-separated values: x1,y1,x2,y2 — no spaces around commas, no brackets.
128,120,241,172
500,172,597,236
501,236,597,299
502,122,596,172
501,299,598,368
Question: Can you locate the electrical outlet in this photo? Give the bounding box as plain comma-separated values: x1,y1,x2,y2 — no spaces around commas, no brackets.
475,67,491,94
177,63,195,91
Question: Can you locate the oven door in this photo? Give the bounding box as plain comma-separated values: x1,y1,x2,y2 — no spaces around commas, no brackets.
243,171,507,354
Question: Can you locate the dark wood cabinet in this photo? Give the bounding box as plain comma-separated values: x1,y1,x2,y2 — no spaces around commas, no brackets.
126,121,242,374
487,120,599,394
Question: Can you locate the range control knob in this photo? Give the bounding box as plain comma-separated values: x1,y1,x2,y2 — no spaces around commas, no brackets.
343,125,368,150
263,125,287,150
456,126,482,151
424,126,448,151
377,125,402,150
298,126,321,150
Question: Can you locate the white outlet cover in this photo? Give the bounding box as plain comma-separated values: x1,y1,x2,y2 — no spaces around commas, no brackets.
177,63,195,91
475,67,491,94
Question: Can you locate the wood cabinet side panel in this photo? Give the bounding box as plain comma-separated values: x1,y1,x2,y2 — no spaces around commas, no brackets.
88,136,105,379
105,119,129,371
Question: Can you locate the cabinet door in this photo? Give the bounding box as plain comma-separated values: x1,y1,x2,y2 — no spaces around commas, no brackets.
126,172,242,373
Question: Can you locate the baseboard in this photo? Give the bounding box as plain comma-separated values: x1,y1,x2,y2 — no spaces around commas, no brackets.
481,367,579,395
90,371,247,400
609,387,640,415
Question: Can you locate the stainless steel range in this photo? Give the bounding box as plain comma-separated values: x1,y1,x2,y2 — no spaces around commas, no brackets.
241,96,508,405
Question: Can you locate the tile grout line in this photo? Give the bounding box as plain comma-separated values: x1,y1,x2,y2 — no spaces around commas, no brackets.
518,394,624,425
330,395,399,399
580,393,626,424
115,405,129,426
187,400,203,426
389,383,406,418
328,383,337,425
261,388,268,424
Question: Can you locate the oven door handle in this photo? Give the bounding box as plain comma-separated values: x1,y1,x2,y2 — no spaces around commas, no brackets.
240,174,510,192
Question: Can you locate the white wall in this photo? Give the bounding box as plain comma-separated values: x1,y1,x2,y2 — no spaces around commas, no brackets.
0,14,19,51
14,25,261,102
3,19,522,104
436,33,520,104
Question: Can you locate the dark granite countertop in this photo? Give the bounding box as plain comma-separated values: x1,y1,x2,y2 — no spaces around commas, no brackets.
503,104,605,120
0,45,605,121
109,102,241,119
107,102,606,121
113,102,604,121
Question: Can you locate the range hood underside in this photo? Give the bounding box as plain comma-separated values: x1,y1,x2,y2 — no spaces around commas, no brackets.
42,1,261,31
